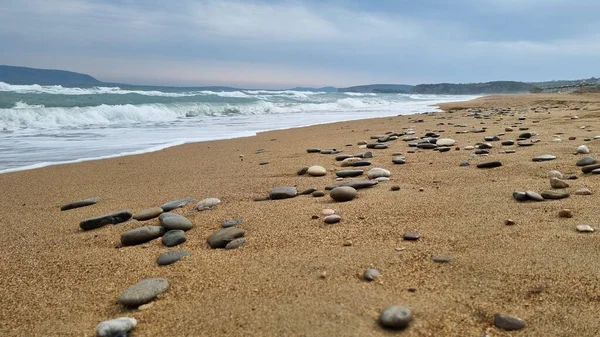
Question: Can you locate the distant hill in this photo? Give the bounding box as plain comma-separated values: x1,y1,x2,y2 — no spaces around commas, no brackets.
338,84,414,94
290,86,338,92
411,81,535,95
0,65,103,85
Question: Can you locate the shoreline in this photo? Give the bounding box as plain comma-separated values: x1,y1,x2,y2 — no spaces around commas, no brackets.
2,92,600,336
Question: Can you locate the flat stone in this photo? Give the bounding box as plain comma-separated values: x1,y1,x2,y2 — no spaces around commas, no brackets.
80,210,132,231
558,209,573,218
225,237,246,249
252,196,270,202
517,141,534,147
268,186,297,200
577,145,590,154
157,250,190,266
367,168,391,179
525,191,545,201
133,207,164,221
335,154,353,161
477,161,502,169
392,157,406,164
541,190,569,200
207,227,246,248
583,163,600,173
532,154,557,162
340,157,363,167
325,180,378,190
478,143,493,149
322,209,336,216
60,197,101,211
576,157,597,167
96,317,137,337
574,188,593,195
548,170,563,179
160,197,195,212
379,306,412,330
222,217,243,228
330,186,357,202
350,161,371,167
431,256,453,263
437,146,451,152
121,226,165,246
159,213,193,231
306,148,321,153
195,197,221,211
459,162,470,167
550,177,569,189
119,278,169,308
296,166,309,175
436,138,456,146
307,165,327,176
519,132,533,139
576,224,594,233
259,161,269,165
298,187,317,195
494,313,526,331
390,185,400,191
162,230,186,247
501,140,515,146
324,214,342,224
312,191,325,197
475,149,489,155
336,170,363,178
363,268,381,281
403,232,420,241
417,143,437,149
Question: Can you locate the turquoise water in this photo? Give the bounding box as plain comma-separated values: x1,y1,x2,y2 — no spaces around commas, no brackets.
0,82,477,173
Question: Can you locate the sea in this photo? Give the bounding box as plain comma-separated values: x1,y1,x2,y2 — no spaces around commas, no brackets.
0,82,478,173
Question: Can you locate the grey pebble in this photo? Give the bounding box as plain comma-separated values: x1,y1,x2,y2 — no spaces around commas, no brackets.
494,313,526,331
119,278,169,307
157,250,191,266
60,197,101,211
159,213,193,231
363,268,381,281
120,226,165,246
225,237,246,249
162,230,186,247
160,197,195,212
379,305,413,330
268,186,297,200
207,227,246,248
80,210,132,231
222,217,243,228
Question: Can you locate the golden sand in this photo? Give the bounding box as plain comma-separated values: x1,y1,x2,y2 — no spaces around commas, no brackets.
1,93,600,336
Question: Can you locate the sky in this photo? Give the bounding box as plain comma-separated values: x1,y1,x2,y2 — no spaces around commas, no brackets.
1,0,599,88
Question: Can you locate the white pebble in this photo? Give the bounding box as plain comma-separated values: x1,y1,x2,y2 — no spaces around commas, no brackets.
96,317,137,337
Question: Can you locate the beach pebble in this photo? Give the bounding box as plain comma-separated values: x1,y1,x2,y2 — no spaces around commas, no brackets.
159,213,193,231
162,230,186,247
550,177,569,189
207,227,246,248
330,186,357,202
119,278,169,308
431,256,453,263
269,186,297,199
312,191,325,197
577,145,590,154
436,138,456,146
336,169,363,178
532,154,557,162
501,140,515,146
548,170,563,179
160,197,195,212
558,209,573,218
252,196,270,202
96,317,137,337
525,191,545,201
392,157,406,165
476,161,502,169
120,226,165,246
296,166,309,175
574,188,593,195
133,207,163,221
157,250,190,266
519,132,533,139
60,197,101,211
195,197,221,211
225,237,246,249
325,180,378,190
259,161,269,165
576,157,596,167
222,217,243,228
379,306,413,330
306,148,321,153
322,209,336,216
341,157,363,167
307,165,327,176
350,161,372,167
363,268,381,281
576,225,594,233
324,215,342,224
80,210,132,231
403,232,420,241
494,313,526,331
390,185,400,191
541,190,569,200
298,187,317,195
367,168,391,179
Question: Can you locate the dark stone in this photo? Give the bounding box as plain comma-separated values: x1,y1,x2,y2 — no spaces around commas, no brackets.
306,148,321,153
494,313,526,331
478,143,493,149
403,232,420,241
532,154,556,162
160,197,195,212
513,191,527,201
525,191,544,201
582,163,600,173
379,306,413,330
484,136,500,141
476,161,502,169
431,256,452,263
540,190,569,200
159,213,193,231
350,161,371,167
259,161,269,165
362,151,373,158
325,180,378,190
121,226,165,246
417,143,437,149
475,150,489,155
157,250,190,266
330,186,357,202
207,227,246,249
392,157,406,164
133,207,163,221
296,166,309,175
374,144,388,149
517,141,534,147
119,278,169,307
501,140,515,146
298,187,317,195
225,237,246,249
162,230,186,247
576,157,597,167
459,162,470,167
335,170,363,178
60,197,101,211
312,191,325,197
390,185,400,191
437,147,451,152
268,186,297,200
80,210,132,231
519,132,533,139
335,155,353,161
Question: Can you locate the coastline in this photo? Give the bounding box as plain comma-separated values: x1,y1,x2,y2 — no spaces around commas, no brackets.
2,92,600,336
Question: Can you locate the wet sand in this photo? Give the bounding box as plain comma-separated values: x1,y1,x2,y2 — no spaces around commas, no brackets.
1,93,600,336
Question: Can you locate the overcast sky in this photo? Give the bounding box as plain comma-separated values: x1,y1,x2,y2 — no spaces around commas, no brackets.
1,0,599,88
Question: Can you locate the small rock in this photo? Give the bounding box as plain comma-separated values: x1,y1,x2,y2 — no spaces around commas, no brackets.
207,227,246,249
298,187,317,195
306,148,321,153
259,161,269,165
431,256,452,263
324,214,342,224
532,154,557,162
525,191,545,201
157,250,191,266
403,232,420,241
548,170,563,179
225,237,246,249
541,190,569,199
96,317,137,337
574,188,593,195
390,185,400,191
477,161,502,169
133,207,164,221
162,230,186,247
325,180,378,190
322,209,336,216
343,239,353,246
252,196,270,202
367,168,391,179
222,217,243,228
392,157,406,165
335,169,363,178
60,197,101,211
160,197,195,212
576,224,594,233
512,191,528,202
576,157,596,167
296,166,309,175
363,268,381,281
307,165,327,176
120,226,165,246
505,219,516,226
195,197,221,211
379,305,413,330
577,145,590,154
549,177,569,189
582,163,600,173
269,186,297,200
330,186,357,202
501,140,515,146
159,213,193,231
494,313,526,331
80,210,132,231
119,278,169,308
312,191,325,197
558,209,573,218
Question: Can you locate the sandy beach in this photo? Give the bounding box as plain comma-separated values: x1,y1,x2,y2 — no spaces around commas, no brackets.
1,93,600,336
